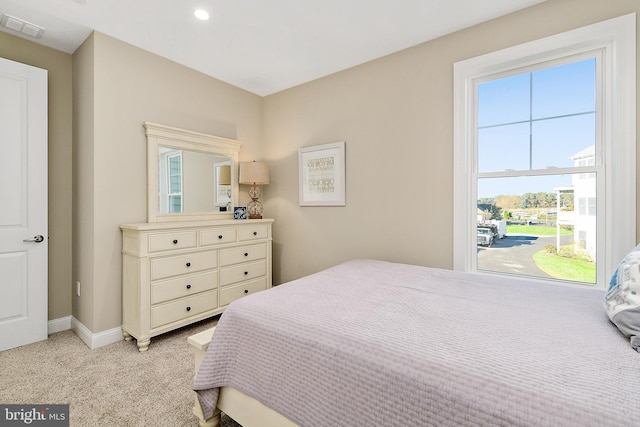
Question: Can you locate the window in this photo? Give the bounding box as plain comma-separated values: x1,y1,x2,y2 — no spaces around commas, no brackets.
454,14,636,289
477,58,598,282
167,153,182,213
158,148,183,213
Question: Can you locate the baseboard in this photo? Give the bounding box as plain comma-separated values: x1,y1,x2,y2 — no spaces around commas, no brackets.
71,317,124,350
48,316,72,334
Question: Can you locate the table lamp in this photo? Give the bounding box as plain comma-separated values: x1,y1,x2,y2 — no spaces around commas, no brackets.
239,161,269,219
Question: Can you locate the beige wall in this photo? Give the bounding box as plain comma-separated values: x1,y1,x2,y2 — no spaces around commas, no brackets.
73,32,263,332
0,31,73,321
72,33,95,329
263,0,640,285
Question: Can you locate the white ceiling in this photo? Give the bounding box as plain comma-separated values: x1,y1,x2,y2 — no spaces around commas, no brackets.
0,0,546,96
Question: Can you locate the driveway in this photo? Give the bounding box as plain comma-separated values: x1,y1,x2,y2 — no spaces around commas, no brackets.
477,234,573,277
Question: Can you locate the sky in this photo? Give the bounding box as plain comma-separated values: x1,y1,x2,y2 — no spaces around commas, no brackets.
476,57,596,199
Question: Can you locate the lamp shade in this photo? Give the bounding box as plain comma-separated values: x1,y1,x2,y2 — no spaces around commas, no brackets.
239,161,269,185
218,165,231,185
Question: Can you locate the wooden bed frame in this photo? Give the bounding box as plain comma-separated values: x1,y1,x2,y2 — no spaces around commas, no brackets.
189,327,299,427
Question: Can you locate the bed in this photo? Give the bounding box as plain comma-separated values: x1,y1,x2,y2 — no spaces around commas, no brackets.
192,258,640,426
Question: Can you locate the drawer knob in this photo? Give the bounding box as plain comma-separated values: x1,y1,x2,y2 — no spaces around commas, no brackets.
244,252,248,257
244,289,249,294
173,239,178,244
186,284,192,289
186,306,191,312
253,231,258,236
244,271,249,275
186,262,191,267
218,235,223,239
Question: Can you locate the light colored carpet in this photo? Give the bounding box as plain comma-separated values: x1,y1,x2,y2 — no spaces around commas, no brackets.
0,317,241,427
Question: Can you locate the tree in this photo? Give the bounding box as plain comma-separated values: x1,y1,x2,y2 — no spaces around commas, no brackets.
490,205,502,220
560,192,574,210
495,195,521,211
478,197,495,205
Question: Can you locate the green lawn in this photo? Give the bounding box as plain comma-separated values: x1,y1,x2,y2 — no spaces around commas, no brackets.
532,249,596,283
506,224,572,236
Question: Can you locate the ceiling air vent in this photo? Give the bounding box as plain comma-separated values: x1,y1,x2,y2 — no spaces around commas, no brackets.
0,14,45,39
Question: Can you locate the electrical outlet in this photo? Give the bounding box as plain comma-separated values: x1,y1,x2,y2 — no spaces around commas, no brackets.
76,281,81,297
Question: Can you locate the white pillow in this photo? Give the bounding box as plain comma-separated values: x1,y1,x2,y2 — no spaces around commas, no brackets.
605,244,640,352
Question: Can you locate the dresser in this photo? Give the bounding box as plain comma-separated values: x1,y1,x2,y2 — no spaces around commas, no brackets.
120,218,273,351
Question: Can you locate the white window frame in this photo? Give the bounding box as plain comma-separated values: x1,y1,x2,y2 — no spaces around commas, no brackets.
453,14,636,289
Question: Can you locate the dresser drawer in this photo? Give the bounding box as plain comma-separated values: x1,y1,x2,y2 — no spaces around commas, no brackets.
219,277,267,307
151,271,218,305
220,259,267,286
200,227,237,246
150,250,217,281
238,224,269,241
219,243,267,266
148,230,197,253
150,290,217,329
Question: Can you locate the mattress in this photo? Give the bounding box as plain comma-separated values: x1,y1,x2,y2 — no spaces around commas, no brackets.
193,259,640,426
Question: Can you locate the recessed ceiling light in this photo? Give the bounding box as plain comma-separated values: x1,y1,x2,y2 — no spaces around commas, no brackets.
194,9,209,21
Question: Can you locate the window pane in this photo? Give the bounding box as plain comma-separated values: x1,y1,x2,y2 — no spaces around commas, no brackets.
478,73,530,127
588,196,596,216
169,175,181,192
577,197,586,215
478,123,530,172
169,195,182,213
477,174,596,285
478,58,596,173
168,155,182,193
169,156,181,173
532,58,596,119
531,116,595,169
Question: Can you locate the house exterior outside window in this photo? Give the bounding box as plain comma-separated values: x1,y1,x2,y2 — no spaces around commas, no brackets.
570,146,596,259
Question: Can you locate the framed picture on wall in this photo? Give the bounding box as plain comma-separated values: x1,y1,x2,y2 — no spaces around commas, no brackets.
298,141,346,206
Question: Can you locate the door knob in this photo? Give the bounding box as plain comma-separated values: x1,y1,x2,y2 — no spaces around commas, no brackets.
23,235,45,243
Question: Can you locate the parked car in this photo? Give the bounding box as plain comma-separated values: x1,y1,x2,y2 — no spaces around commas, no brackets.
477,227,494,246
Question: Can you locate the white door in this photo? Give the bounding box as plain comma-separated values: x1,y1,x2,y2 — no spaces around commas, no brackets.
0,57,48,352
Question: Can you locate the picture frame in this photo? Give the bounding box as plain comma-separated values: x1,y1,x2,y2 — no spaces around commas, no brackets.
298,141,346,206
234,206,247,220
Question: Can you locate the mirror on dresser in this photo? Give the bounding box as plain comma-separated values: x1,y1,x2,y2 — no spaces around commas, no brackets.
144,122,242,222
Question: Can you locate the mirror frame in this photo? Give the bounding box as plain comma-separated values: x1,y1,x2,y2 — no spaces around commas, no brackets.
144,122,242,222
